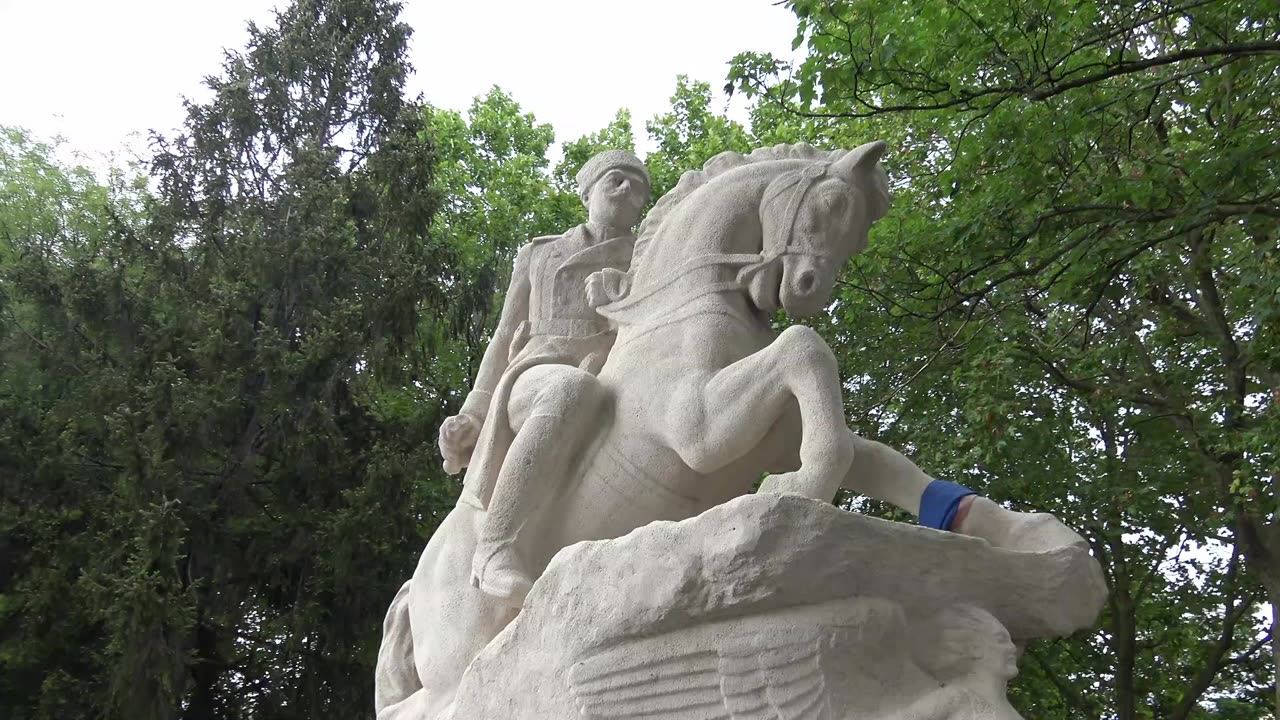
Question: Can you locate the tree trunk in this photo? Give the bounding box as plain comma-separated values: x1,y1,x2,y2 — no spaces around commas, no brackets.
1273,600,1278,714
1239,514,1280,714
1112,567,1137,720
185,621,223,720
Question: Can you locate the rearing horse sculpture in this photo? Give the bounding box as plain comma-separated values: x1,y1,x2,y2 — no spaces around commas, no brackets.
375,142,1079,720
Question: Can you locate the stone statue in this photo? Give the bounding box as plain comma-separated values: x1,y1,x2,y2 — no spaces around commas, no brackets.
436,149,651,604
375,144,1101,720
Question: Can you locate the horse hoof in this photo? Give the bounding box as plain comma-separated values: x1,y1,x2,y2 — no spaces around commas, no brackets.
956,497,1087,553
1002,511,1089,554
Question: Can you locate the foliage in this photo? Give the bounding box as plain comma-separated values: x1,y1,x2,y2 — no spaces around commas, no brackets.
644,77,754,199
0,0,459,716
1,30,665,719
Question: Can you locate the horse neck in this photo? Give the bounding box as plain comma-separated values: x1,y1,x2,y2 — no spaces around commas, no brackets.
630,168,773,292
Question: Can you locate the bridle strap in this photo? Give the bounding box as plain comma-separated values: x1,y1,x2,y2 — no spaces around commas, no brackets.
760,163,831,263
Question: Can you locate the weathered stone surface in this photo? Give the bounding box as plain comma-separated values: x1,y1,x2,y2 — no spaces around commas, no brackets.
446,493,1107,719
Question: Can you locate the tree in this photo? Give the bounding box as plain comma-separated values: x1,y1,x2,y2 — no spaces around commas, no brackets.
645,77,754,199
729,0,1279,716
553,108,638,194
1,0,465,716
0,128,153,720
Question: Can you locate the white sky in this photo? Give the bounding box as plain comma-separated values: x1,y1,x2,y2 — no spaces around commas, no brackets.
0,0,799,165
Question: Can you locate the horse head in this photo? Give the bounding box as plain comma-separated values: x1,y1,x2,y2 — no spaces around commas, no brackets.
602,142,890,327
746,141,890,318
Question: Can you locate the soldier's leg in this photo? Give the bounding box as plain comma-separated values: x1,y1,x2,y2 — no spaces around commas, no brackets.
472,365,606,605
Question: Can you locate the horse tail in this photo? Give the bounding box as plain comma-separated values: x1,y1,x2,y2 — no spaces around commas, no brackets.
374,580,421,716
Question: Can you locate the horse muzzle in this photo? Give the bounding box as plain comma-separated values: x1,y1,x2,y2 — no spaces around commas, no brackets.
778,255,837,318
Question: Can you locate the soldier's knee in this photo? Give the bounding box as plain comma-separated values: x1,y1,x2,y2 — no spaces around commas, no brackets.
536,371,603,417
779,325,837,374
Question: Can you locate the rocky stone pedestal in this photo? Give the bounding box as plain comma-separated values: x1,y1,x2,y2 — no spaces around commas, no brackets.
445,493,1107,719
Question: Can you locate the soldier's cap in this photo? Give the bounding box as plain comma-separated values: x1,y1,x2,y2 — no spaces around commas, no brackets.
576,150,651,201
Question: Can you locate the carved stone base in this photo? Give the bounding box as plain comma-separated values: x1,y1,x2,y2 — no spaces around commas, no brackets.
445,494,1107,719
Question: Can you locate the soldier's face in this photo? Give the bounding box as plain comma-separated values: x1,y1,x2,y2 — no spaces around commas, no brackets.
586,169,649,229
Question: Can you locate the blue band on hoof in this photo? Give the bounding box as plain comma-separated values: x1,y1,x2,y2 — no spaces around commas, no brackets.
920,479,977,530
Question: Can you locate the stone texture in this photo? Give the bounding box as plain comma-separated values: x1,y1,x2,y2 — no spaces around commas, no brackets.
445,493,1107,719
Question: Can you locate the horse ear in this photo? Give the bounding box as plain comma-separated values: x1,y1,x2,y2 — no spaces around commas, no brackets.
834,140,888,178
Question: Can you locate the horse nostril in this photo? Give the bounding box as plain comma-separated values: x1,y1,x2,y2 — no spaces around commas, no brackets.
797,270,817,294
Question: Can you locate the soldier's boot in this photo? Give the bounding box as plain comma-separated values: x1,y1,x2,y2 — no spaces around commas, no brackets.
471,538,534,607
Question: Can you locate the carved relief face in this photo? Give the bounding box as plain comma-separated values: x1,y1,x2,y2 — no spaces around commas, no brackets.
585,168,650,231
982,621,1020,681
917,606,1020,683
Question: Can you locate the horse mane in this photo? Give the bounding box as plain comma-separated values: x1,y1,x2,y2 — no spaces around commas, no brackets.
632,143,845,266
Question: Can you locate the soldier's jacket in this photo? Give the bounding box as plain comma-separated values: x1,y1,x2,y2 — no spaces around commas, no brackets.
459,224,635,508
505,225,635,371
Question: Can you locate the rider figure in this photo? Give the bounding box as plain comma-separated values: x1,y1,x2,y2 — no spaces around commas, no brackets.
437,150,651,605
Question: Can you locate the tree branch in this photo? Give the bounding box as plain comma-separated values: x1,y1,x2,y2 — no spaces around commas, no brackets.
1030,42,1280,101
1170,546,1257,720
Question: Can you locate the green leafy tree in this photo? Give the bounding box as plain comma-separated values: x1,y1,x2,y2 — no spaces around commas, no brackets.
0,0,467,716
0,129,153,720
553,108,637,194
729,0,1279,716
645,77,754,198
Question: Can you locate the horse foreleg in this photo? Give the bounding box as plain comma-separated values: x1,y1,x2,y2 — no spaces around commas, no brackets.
766,426,960,521
667,325,853,489
827,431,1084,552
840,433,931,514
756,420,933,507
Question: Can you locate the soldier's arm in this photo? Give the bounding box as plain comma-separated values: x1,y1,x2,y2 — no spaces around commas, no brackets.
459,244,533,424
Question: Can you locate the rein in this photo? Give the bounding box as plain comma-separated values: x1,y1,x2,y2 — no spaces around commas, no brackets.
597,252,762,317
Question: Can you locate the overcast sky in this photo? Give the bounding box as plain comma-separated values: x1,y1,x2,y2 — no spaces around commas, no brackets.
0,0,799,164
